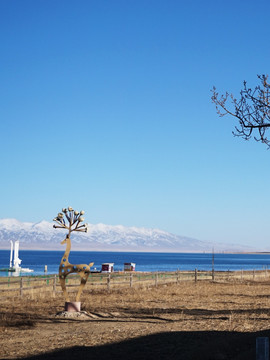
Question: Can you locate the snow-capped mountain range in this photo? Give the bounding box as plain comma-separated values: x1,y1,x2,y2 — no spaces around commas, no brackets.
0,218,254,252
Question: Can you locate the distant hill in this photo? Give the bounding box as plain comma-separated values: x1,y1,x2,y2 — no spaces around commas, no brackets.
0,218,254,253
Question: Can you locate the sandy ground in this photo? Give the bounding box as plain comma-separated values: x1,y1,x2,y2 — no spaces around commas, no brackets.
1,280,270,359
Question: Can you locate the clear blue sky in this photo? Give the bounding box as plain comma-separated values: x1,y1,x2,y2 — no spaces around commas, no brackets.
1,0,270,248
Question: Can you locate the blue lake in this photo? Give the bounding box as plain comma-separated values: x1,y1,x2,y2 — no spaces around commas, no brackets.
1,250,270,276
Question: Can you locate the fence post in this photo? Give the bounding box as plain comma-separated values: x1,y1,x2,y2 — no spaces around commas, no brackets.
241,269,243,281
265,267,267,278
155,273,158,287
253,269,255,281
107,274,111,292
53,274,56,295
195,269,197,283
20,277,23,297
130,273,133,288
177,270,180,284
212,268,215,281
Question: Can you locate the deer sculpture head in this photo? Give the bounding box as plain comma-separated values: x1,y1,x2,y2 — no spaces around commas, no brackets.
60,236,70,245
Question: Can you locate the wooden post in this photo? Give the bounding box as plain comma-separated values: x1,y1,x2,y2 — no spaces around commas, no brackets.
253,269,255,281
265,267,267,278
107,274,111,292
177,270,180,284
256,337,269,360
241,269,243,281
130,273,133,288
155,273,158,287
195,269,197,283
53,274,56,295
20,277,23,297
212,248,215,281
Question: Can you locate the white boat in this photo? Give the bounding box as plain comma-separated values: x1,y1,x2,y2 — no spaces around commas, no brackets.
8,240,33,273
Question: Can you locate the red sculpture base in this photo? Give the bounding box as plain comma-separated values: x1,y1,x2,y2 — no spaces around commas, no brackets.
64,301,81,312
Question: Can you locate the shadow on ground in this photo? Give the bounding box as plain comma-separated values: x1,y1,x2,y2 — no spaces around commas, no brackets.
19,329,270,360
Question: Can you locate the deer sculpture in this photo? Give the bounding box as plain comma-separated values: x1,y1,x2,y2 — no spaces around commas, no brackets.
53,207,94,302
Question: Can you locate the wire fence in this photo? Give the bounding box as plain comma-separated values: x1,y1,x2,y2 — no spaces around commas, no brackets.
0,268,270,299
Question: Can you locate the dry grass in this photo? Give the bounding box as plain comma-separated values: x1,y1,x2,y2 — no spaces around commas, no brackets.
1,279,270,359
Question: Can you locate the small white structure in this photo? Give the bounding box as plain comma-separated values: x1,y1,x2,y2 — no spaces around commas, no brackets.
9,240,13,269
9,240,33,273
101,263,114,273
124,262,136,271
13,240,22,269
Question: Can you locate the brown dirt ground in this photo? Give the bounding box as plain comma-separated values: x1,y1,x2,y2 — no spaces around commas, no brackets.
1,280,270,360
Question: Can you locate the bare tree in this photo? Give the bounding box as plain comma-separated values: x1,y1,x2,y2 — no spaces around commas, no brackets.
211,75,270,147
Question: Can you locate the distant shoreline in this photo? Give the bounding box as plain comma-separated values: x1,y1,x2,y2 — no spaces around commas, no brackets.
0,248,269,254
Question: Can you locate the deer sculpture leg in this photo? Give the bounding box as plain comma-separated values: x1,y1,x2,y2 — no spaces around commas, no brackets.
59,275,70,302
75,262,94,302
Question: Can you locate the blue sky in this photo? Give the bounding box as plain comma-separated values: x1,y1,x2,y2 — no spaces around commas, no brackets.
1,0,270,248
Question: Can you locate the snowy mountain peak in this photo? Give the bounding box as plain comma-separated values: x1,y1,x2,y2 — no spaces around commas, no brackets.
0,218,254,252
0,218,32,230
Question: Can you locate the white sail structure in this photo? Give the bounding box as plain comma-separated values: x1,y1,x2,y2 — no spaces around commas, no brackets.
9,240,33,273
13,240,22,269
9,240,13,269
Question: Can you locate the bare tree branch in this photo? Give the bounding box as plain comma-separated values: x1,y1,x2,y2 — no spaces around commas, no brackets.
211,75,270,148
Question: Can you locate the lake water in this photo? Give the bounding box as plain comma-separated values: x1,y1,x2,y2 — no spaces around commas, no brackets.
1,250,270,276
